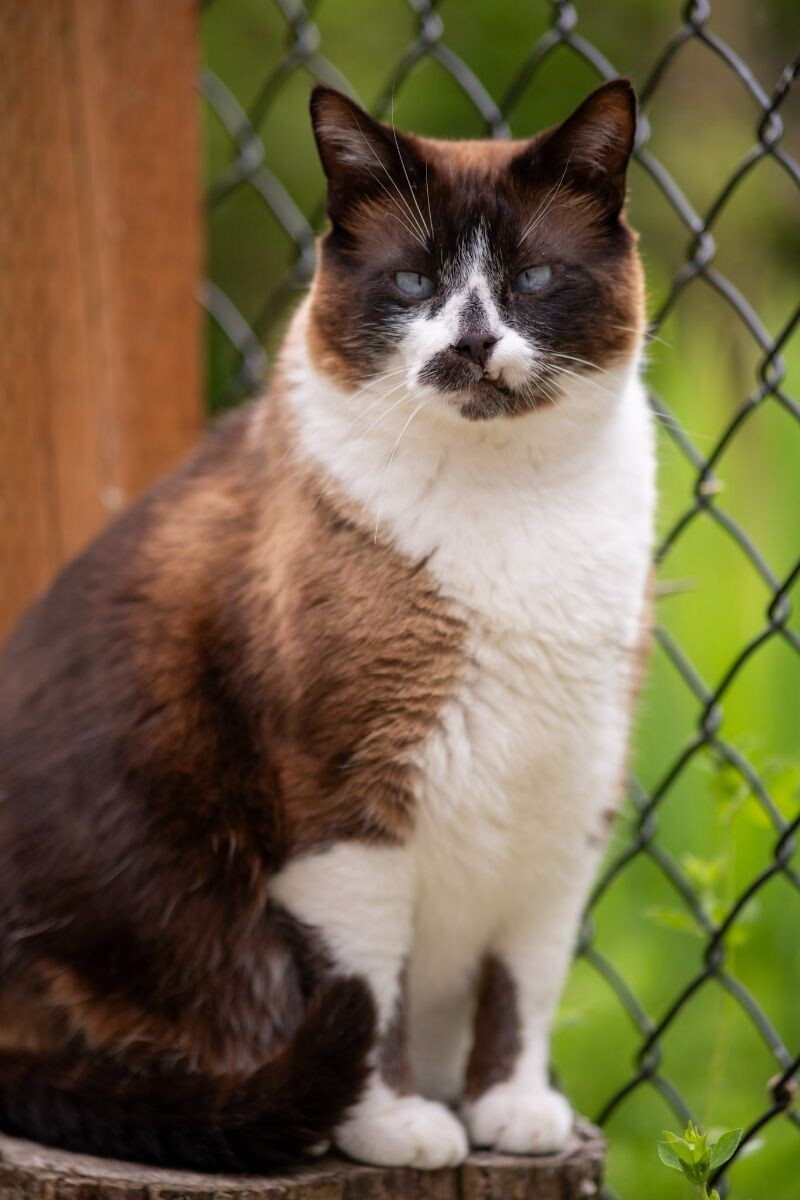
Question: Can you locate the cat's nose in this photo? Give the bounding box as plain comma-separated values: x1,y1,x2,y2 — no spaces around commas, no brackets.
453,334,498,369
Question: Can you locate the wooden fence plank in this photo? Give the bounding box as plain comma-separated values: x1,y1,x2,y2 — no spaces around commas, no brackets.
0,0,203,640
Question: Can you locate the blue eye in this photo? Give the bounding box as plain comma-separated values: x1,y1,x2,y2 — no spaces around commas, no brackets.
394,271,435,300
514,264,553,294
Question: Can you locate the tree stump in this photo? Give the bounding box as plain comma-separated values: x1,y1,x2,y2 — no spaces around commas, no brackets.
0,1120,604,1199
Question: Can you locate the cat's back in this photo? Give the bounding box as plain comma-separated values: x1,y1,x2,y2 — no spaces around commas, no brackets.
0,400,264,702
0,399,274,843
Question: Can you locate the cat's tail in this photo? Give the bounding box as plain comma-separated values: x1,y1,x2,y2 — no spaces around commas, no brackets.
0,976,374,1172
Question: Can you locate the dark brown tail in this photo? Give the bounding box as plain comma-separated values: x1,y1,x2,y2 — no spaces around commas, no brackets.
0,977,374,1172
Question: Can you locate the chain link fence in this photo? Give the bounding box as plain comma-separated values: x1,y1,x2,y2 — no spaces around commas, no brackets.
201,2,799,1195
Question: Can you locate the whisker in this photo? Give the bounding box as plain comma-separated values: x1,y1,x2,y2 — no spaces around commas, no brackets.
270,367,408,473
278,377,412,498
372,397,428,542
608,322,671,349
546,349,617,379
541,362,619,400
391,85,432,243
352,113,429,246
518,154,573,245
310,384,414,508
349,385,413,446
424,160,434,244
342,367,409,408
357,163,429,249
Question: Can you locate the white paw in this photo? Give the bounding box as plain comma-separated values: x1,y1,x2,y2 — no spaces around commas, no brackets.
464,1083,573,1155
336,1094,469,1169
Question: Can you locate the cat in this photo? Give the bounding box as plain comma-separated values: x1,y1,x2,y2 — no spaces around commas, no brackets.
0,78,655,1172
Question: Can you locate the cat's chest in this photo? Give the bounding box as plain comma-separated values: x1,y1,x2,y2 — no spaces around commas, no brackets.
395,408,655,907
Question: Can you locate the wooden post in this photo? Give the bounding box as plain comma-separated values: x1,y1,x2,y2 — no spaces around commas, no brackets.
0,1121,606,1199
0,0,203,640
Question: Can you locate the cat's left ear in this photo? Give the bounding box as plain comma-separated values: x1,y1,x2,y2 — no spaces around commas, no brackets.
513,79,637,217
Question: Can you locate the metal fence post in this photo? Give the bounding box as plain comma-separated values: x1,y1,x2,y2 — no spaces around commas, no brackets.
0,0,203,639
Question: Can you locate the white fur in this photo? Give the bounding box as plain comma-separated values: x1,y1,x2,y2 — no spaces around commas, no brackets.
337,1087,468,1168
271,843,413,1027
403,227,537,392
271,841,469,1167
274,297,656,1162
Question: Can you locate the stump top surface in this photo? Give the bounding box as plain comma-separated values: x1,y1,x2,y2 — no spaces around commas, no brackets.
0,1120,604,1198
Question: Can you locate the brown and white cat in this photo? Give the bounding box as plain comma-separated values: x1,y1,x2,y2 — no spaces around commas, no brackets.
0,80,655,1171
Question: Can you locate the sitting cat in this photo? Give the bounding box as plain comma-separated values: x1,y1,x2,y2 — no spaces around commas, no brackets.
0,78,655,1171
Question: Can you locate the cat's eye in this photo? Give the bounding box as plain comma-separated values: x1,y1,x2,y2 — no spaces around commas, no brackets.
394,271,435,300
513,264,553,294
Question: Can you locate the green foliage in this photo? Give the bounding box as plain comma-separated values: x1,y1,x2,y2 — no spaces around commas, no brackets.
658,1122,743,1196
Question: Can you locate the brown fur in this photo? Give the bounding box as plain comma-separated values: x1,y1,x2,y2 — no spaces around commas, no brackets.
464,956,522,1101
309,81,642,414
0,78,645,1170
0,384,462,1165
378,965,413,1095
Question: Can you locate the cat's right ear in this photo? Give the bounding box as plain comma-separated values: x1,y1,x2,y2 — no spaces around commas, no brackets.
310,85,421,224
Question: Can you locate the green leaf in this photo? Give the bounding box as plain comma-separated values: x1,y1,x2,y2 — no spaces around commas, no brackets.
740,796,772,829
681,853,722,891
646,906,703,937
708,763,750,815
680,1159,707,1185
662,1130,694,1163
765,762,800,821
657,1142,683,1171
709,1128,743,1170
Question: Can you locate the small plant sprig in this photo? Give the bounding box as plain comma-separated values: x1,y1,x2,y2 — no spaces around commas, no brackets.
657,1121,742,1198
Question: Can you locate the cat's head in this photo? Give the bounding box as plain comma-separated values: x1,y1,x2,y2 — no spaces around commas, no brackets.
306,80,643,422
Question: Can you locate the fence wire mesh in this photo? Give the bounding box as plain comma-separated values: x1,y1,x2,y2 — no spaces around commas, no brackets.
201,2,799,1194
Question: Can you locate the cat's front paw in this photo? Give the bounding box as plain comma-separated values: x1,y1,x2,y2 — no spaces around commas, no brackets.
335,1094,468,1169
463,1082,573,1155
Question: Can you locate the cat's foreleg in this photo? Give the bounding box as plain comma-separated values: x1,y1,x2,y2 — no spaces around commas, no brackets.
461,800,611,1155
271,841,468,1169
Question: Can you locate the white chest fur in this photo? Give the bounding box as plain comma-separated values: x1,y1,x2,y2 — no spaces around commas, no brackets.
285,312,656,1032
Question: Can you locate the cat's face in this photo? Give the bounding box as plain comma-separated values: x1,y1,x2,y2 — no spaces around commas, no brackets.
308,81,643,421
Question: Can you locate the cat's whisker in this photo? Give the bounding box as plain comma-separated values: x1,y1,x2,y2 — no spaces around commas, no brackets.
271,368,410,478
352,114,429,247
518,154,573,245
336,367,409,414
391,86,432,243
360,169,428,249
350,384,415,447
542,362,619,401
545,350,618,381
424,160,434,245
372,397,428,543
652,412,713,441
306,382,415,508
608,322,671,349
346,118,429,247
385,210,428,251
280,374,414,498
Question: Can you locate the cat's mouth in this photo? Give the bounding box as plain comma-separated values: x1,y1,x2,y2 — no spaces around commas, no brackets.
455,377,524,421
418,352,520,416
466,377,513,399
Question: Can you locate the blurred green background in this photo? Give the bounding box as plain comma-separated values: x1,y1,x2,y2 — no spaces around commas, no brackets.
202,2,799,1196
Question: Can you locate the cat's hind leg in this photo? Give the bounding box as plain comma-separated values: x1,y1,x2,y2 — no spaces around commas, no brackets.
271,841,468,1169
